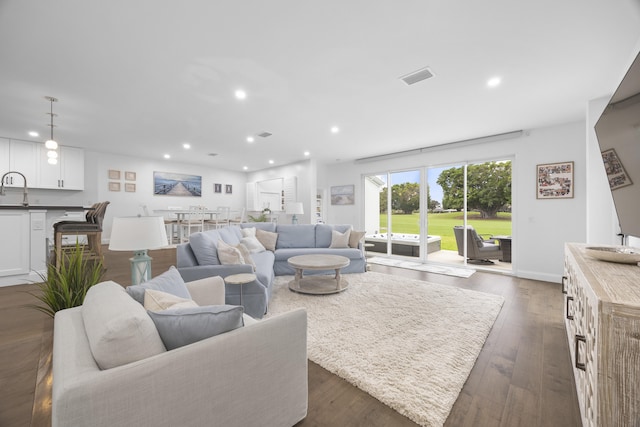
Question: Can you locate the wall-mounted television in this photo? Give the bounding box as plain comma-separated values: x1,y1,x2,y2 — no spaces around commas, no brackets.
594,50,640,239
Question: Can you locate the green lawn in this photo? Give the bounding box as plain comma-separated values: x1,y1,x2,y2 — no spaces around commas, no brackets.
379,211,511,251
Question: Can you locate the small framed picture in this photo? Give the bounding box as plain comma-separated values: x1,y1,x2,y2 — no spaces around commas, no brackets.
602,149,632,190
214,183,222,193
108,169,121,180
125,171,136,181
108,182,121,192
331,184,355,205
225,184,233,194
536,161,574,199
125,183,136,192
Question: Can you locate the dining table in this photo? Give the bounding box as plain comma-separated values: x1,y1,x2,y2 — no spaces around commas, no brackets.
154,208,231,243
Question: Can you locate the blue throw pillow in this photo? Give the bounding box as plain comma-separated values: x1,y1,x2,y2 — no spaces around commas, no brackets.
148,305,244,350
126,266,191,304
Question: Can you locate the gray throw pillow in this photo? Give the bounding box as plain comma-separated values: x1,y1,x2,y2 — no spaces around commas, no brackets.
148,305,244,350
126,266,191,304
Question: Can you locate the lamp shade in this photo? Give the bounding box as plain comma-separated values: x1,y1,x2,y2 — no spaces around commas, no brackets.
109,216,168,251
285,202,304,215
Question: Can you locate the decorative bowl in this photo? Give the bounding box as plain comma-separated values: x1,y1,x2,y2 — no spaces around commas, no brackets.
584,246,640,264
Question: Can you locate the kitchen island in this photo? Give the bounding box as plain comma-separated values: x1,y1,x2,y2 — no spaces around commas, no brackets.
0,205,89,286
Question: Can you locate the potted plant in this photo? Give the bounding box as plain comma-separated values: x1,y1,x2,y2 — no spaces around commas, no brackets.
27,242,106,317
248,207,271,222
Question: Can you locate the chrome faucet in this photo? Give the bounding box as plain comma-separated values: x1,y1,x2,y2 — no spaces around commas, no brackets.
0,171,29,206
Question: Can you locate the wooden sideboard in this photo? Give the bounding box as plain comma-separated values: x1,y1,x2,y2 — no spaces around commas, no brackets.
563,243,640,426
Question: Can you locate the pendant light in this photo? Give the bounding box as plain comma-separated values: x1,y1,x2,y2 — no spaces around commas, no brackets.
45,96,59,164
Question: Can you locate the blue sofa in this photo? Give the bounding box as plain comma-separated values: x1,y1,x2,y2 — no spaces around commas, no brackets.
176,223,366,318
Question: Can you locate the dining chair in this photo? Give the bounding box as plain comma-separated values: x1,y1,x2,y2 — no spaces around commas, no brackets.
164,206,183,244
228,207,246,225
180,206,205,241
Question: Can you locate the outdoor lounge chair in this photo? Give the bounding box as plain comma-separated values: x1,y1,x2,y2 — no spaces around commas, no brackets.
453,225,503,264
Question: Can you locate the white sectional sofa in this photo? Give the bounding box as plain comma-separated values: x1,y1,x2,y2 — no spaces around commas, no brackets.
52,276,308,427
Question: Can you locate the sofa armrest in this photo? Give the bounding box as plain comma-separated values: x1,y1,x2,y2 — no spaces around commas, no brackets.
177,264,254,282
185,276,225,306
53,308,308,427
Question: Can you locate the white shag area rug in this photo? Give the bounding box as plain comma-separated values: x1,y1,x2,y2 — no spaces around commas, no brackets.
266,271,503,427
367,257,475,278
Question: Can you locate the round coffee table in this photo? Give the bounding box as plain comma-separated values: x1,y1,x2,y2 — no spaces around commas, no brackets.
287,254,350,295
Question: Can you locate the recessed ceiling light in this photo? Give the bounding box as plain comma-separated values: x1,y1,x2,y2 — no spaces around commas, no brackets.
331,126,340,134
28,131,39,137
182,143,191,149
304,151,310,156
235,89,247,100
268,160,274,164
164,154,171,159
487,77,501,88
246,136,254,143
243,166,248,170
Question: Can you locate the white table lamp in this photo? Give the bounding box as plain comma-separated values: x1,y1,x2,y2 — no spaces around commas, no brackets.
286,202,304,224
109,216,168,285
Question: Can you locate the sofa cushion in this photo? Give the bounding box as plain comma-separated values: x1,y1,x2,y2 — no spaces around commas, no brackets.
218,226,242,245
256,228,278,251
82,281,166,370
241,227,267,253
148,305,244,350
315,224,352,248
349,230,366,248
330,229,351,248
189,230,221,266
235,243,256,270
251,250,276,286
217,239,244,265
144,289,199,311
240,222,277,232
126,266,192,304
276,224,316,248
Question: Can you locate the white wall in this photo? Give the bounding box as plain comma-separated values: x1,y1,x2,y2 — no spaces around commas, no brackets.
318,121,589,282
85,151,247,241
247,159,316,224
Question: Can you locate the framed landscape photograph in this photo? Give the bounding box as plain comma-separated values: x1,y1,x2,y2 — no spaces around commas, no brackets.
153,171,202,196
601,148,632,190
536,161,574,199
331,184,355,205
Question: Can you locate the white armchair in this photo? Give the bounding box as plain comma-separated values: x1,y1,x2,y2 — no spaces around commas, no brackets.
52,277,308,427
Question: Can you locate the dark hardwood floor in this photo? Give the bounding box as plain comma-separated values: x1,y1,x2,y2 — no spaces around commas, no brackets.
0,247,581,427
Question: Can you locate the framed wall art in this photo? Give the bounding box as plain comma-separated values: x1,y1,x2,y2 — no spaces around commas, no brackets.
108,182,121,192
331,184,355,205
125,171,137,181
125,183,136,192
153,171,202,196
108,169,121,180
601,148,632,190
536,161,574,199
214,183,222,193
225,184,233,194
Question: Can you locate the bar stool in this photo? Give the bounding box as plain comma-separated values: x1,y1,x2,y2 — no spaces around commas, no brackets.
53,201,110,268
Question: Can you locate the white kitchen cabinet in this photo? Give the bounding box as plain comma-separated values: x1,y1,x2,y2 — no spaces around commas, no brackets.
0,211,30,276
37,145,85,190
2,140,38,188
0,138,9,174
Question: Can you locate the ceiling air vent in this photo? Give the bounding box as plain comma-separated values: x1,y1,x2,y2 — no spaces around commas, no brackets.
399,66,435,85
258,132,273,138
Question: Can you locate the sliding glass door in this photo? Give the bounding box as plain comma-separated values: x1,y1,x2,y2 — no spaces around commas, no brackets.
364,158,512,271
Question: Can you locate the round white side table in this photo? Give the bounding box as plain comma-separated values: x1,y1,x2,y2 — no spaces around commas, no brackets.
225,273,256,307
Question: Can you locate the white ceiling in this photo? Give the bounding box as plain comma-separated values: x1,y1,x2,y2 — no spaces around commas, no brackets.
1,0,639,172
